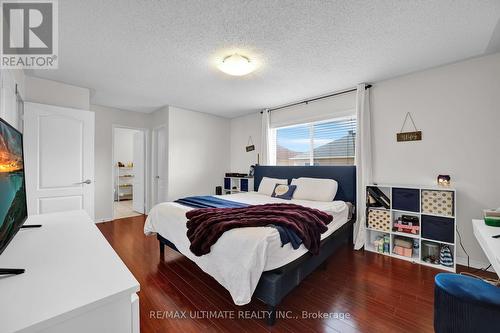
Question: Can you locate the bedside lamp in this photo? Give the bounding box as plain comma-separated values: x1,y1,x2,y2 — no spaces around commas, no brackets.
437,175,451,187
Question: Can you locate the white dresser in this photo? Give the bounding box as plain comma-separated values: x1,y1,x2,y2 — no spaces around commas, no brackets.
0,210,140,333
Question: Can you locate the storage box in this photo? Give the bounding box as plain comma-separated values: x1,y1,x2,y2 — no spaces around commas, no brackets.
394,223,420,234
367,209,391,232
394,237,413,249
392,188,420,212
393,245,413,257
421,190,454,217
421,215,455,243
483,209,500,218
484,216,500,227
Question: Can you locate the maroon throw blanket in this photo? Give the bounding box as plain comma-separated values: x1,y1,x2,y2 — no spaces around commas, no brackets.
186,203,333,256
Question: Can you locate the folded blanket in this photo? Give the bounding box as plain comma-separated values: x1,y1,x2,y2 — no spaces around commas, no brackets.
176,196,303,248
175,195,249,208
186,203,333,256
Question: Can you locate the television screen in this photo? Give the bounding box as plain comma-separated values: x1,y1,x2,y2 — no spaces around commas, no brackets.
0,117,27,255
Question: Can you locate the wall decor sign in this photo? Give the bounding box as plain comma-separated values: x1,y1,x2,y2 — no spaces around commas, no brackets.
397,131,422,142
246,136,255,152
397,112,422,142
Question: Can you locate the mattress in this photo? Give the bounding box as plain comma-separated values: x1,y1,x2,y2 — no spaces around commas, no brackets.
144,192,349,305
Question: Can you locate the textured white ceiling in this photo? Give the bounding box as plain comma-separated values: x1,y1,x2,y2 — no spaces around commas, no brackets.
29,0,500,117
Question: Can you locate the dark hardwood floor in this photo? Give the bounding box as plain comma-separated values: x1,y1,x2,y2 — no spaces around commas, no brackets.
97,215,497,333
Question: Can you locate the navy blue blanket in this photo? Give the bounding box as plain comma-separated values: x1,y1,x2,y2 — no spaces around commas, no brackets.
175,196,302,249
270,225,302,250
175,196,249,208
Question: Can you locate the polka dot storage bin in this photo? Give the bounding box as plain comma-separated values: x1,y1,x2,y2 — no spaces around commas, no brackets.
367,208,391,232
421,190,454,217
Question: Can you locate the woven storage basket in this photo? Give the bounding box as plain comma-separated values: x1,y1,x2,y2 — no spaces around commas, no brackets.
421,190,454,217
367,208,391,232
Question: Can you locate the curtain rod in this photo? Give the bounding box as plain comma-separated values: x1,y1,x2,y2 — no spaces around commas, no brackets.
261,84,372,114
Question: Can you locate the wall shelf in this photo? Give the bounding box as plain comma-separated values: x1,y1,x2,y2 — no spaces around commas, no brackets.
365,184,457,272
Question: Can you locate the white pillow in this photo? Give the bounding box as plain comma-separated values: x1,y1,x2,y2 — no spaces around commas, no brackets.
291,177,338,201
258,177,288,196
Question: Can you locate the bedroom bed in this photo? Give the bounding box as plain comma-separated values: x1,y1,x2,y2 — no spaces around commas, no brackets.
145,165,356,325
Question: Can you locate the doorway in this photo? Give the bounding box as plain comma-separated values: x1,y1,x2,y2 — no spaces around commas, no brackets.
112,127,146,219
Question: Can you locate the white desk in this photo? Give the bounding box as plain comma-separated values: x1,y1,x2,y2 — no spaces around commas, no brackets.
0,210,140,333
473,219,500,275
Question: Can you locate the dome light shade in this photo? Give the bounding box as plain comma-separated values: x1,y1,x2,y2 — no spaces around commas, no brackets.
217,54,256,76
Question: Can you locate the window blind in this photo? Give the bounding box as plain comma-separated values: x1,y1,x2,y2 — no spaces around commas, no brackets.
270,116,356,166
269,91,356,129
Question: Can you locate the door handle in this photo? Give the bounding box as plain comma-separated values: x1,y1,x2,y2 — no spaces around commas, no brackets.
75,179,92,185
155,176,160,179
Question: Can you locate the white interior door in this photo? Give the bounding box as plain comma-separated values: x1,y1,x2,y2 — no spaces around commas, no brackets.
132,131,144,214
24,102,95,218
153,126,167,205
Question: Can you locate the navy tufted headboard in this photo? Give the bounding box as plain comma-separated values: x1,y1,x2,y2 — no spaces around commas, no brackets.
253,166,356,204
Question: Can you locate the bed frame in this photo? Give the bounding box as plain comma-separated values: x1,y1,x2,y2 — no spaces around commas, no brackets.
157,165,356,325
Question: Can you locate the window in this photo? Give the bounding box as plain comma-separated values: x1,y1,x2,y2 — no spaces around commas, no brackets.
271,117,356,166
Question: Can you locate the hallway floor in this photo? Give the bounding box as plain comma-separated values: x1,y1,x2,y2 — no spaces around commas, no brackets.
113,200,141,219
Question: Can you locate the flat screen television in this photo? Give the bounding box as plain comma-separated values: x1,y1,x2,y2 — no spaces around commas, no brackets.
0,117,27,256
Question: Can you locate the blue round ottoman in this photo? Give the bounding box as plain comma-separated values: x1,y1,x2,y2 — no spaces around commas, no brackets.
434,273,500,333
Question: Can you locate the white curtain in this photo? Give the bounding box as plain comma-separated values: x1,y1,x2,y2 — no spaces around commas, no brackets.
354,83,372,250
260,109,271,165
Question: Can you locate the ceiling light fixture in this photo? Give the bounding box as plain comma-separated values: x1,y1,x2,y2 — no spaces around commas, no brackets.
217,54,256,76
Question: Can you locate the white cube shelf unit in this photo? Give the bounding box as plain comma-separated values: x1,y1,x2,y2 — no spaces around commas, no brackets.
223,176,254,194
365,184,457,272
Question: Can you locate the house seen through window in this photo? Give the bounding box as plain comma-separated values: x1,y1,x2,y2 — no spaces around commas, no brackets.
271,117,356,166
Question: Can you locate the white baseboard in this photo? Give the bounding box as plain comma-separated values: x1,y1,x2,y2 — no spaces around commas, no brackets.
456,256,496,273
95,217,113,224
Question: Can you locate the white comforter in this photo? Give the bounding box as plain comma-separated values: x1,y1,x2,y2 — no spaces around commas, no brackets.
144,192,349,305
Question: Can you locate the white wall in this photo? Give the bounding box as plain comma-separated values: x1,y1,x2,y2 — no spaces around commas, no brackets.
92,104,150,221
0,70,24,132
371,52,500,267
228,52,500,267
24,76,90,110
0,70,90,132
230,112,262,173
167,106,230,200
113,128,138,165
149,106,169,127
4,70,25,98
